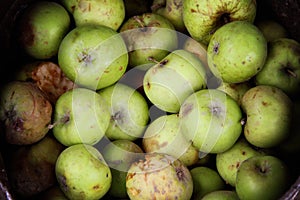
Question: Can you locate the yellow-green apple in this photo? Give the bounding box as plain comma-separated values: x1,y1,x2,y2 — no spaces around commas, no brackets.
17,1,70,59
190,166,225,199
254,38,300,97
97,83,149,141
143,49,207,113
58,25,128,90
178,89,243,153
182,0,257,45
207,21,267,83
61,0,125,31
119,13,178,69
126,153,193,200
241,85,293,148
235,155,291,200
52,88,110,146
55,144,112,200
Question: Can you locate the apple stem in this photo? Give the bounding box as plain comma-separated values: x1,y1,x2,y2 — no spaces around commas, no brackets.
133,16,145,29
148,56,160,64
286,68,297,78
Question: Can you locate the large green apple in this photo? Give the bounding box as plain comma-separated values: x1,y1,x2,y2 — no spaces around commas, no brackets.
201,190,239,200
97,83,149,141
182,0,257,45
241,85,293,148
178,89,243,153
18,1,70,59
58,25,128,90
235,155,290,200
216,137,265,187
55,144,112,200
61,0,125,31
52,87,110,146
207,21,268,83
143,49,207,113
254,38,300,97
119,12,178,69
190,166,225,199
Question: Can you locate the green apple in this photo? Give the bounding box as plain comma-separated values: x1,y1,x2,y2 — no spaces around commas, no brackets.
0,81,52,145
178,89,243,153
182,0,257,45
101,139,143,198
52,87,110,146
216,81,252,105
255,19,288,42
142,114,199,166
58,25,128,90
17,1,70,59
254,38,300,97
55,144,112,200
235,155,290,200
126,153,193,200
207,21,268,83
143,49,207,113
216,137,265,187
97,83,149,141
61,0,125,31
241,85,293,148
39,185,68,200
119,12,178,68
201,190,239,200
190,166,225,199
151,0,186,32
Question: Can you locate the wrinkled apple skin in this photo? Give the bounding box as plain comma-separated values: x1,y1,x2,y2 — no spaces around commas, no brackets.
182,0,257,45
18,1,70,59
207,21,267,84
55,144,112,200
0,81,52,145
241,85,293,148
126,153,193,200
52,88,110,146
58,25,128,90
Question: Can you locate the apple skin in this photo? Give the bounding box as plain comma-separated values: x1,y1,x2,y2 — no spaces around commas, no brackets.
241,85,293,148
119,13,178,68
235,155,290,200
52,88,110,146
143,49,207,113
18,1,70,59
207,21,267,84
190,166,225,199
255,19,288,42
182,0,256,45
58,25,128,90
61,0,125,31
178,89,243,153
216,137,265,187
201,190,239,200
254,38,300,97
55,144,112,200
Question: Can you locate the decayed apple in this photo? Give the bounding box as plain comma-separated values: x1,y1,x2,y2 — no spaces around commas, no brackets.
182,0,257,45
58,25,128,90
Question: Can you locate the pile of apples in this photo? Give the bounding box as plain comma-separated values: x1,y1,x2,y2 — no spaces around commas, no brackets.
0,0,300,199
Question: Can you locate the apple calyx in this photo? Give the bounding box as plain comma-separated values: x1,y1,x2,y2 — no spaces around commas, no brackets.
255,160,271,175
213,42,220,55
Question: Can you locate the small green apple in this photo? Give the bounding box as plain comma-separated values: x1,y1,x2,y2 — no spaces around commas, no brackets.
254,38,300,97
178,89,243,153
201,190,239,200
190,166,225,199
97,83,149,141
255,19,288,42
58,25,128,90
143,49,207,113
182,0,257,45
61,0,125,31
18,1,70,59
55,144,112,200
142,114,199,166
207,21,267,83
52,87,110,146
119,12,178,68
216,137,265,187
235,155,290,200
241,85,293,148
